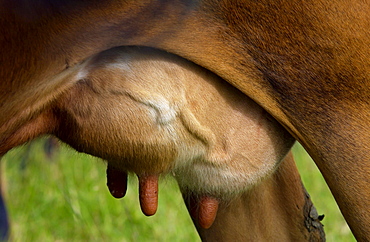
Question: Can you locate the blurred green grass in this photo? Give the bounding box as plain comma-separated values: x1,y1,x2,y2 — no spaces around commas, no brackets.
1,139,355,241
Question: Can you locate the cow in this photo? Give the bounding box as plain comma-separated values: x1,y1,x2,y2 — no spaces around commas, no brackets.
0,46,325,240
0,0,368,240
190,152,325,241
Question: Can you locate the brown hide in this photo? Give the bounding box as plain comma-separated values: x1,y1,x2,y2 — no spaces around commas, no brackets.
0,0,369,239
190,153,325,241
0,46,322,239
1,46,294,220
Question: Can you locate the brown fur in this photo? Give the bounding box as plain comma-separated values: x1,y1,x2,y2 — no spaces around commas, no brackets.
1,46,323,240
190,153,325,241
0,0,368,239
2,46,295,198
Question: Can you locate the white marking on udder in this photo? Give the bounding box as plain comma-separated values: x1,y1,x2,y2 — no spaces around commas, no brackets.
105,62,132,72
144,97,177,125
105,55,133,72
74,64,89,81
122,90,177,125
